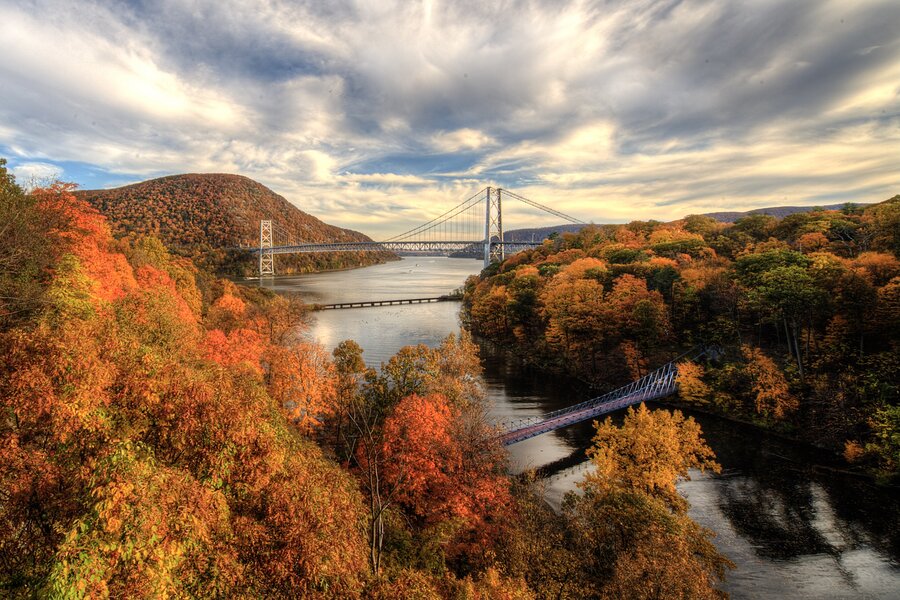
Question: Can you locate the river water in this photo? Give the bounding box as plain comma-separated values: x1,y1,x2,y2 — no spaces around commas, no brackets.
256,257,900,599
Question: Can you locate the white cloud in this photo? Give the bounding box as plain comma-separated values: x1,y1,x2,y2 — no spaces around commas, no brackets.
11,161,63,187
341,173,433,186
430,129,496,152
0,0,897,238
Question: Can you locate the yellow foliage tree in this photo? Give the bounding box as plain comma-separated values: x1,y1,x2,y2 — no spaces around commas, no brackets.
583,403,720,513
741,345,799,420
676,360,711,406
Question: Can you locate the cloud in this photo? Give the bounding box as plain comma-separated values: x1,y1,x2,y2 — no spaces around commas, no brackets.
0,0,897,238
430,129,496,153
11,161,63,187
341,173,434,186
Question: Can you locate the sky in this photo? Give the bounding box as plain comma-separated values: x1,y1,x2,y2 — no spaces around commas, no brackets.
1,0,898,238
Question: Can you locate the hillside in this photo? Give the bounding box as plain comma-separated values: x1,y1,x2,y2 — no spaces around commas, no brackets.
502,223,590,242
465,196,900,479
700,201,874,222
78,173,392,275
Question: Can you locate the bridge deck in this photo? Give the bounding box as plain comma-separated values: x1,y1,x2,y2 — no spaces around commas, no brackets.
251,240,543,255
314,296,461,310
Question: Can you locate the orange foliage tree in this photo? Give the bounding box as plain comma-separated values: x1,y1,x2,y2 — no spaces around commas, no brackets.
676,360,711,406
266,342,337,433
380,393,509,525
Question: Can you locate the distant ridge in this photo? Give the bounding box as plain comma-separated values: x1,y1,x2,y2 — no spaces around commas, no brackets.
502,200,879,242
78,173,390,275
502,224,590,242
699,202,873,223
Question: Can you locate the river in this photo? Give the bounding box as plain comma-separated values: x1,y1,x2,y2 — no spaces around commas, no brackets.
256,257,900,599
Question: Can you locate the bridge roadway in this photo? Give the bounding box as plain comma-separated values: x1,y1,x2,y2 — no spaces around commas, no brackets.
314,295,461,310
251,240,543,255
500,349,707,445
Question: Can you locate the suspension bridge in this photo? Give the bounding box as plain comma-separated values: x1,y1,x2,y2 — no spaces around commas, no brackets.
499,347,710,445
253,187,585,276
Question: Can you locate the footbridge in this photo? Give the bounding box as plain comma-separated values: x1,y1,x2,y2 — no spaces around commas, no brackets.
253,187,586,276
500,347,709,446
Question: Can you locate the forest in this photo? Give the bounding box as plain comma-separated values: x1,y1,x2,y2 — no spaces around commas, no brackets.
464,196,900,482
1,161,735,597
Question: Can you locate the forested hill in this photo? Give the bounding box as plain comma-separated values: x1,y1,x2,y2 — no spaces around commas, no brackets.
701,201,877,223
78,173,369,247
77,173,390,275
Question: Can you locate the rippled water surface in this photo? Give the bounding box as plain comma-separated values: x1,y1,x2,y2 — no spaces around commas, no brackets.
255,257,900,599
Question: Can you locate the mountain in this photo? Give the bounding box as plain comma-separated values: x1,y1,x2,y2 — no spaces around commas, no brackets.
699,202,873,222
78,173,391,275
501,223,590,242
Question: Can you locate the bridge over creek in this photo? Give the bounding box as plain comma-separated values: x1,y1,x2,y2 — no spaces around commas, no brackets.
500,347,710,445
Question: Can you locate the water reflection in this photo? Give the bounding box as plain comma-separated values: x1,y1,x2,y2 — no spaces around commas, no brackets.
680,412,900,598
247,257,900,599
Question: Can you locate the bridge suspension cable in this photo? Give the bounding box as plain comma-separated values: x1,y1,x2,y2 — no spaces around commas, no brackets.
502,189,586,225
383,187,487,242
270,221,299,247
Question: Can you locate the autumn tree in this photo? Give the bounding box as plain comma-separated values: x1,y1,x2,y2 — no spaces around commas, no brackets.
380,393,508,526
266,342,337,433
742,345,798,421
568,404,731,598
338,333,504,576
0,172,75,327
571,491,732,600
583,403,720,512
0,187,371,596
541,277,609,373
469,283,509,339
677,359,712,406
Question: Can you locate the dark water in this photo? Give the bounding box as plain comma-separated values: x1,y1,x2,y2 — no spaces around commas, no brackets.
255,257,900,599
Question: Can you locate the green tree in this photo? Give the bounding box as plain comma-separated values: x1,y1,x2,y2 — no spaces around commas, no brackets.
0,161,72,327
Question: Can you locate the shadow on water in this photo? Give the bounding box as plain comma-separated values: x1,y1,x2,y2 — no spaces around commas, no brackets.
683,411,900,568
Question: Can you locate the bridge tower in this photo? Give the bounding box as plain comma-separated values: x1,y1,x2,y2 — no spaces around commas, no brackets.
259,219,275,277
483,187,504,268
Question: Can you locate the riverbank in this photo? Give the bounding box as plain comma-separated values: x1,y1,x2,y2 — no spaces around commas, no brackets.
477,332,896,488
239,253,402,281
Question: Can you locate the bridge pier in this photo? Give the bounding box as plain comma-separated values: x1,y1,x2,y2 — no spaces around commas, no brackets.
483,187,504,269
259,219,274,278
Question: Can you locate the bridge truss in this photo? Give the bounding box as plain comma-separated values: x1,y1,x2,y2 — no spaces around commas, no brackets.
499,347,710,445
254,186,585,276
263,240,544,255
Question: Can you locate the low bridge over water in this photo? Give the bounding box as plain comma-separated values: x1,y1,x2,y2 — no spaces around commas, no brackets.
313,295,461,310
